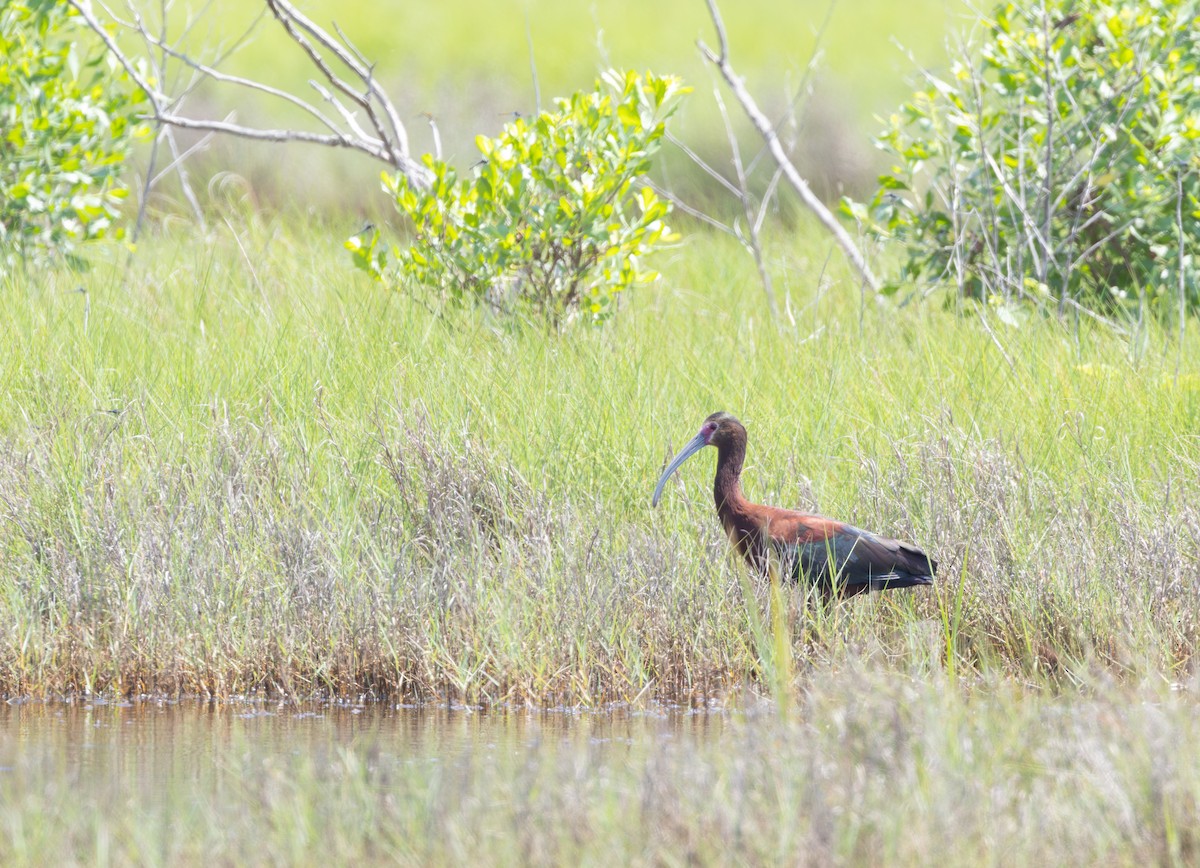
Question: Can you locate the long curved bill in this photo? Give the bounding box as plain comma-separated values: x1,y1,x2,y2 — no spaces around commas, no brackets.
651,433,709,507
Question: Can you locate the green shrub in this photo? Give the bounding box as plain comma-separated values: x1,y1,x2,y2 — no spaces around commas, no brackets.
847,0,1200,316
348,70,688,328
0,0,147,273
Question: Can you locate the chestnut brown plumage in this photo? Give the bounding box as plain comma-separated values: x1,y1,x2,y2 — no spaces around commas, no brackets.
653,412,936,598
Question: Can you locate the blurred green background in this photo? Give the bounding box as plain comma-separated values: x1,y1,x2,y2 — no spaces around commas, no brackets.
148,0,955,215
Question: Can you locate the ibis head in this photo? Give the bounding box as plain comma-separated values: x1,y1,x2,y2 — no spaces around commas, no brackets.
651,412,744,507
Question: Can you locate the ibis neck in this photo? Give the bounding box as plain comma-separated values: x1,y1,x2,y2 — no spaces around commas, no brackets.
713,436,748,516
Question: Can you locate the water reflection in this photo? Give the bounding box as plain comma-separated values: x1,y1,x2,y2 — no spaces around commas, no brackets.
0,700,731,793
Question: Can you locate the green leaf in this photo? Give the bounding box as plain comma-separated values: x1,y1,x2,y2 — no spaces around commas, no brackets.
368,70,687,327
846,0,1200,317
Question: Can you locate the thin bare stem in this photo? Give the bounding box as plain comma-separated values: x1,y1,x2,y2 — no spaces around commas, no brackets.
525,13,542,115
422,113,443,161
754,167,784,237
641,181,736,235
164,126,208,230
975,304,1017,373
745,0,837,179
332,21,373,70
1040,10,1059,312
665,132,742,198
1176,168,1186,378
713,87,777,317
133,130,160,243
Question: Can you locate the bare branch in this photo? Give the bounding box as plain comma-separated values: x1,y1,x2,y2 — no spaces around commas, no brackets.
264,0,421,183
262,3,402,157
1061,294,1129,335
332,21,373,70
133,23,351,137
975,303,1017,372
105,0,266,108
149,112,390,160
132,124,160,242
309,80,379,145
699,0,880,293
705,0,730,61
745,0,836,179
73,0,433,193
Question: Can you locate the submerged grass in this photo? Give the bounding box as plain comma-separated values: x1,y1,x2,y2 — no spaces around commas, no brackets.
1,218,1199,703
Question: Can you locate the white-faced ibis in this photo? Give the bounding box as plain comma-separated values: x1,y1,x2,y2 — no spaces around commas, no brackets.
652,412,936,598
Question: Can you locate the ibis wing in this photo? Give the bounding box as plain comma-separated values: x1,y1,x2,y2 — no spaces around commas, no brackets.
779,523,937,593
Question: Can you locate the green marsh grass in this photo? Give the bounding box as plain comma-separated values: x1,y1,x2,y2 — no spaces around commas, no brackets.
2,217,1199,702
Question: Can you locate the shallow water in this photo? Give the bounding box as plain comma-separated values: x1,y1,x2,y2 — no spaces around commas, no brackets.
0,699,732,794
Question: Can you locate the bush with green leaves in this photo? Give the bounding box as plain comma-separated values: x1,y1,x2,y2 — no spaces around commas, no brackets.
0,0,146,273
846,0,1200,317
349,70,688,327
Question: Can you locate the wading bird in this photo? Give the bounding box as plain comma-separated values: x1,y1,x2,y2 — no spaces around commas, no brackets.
652,412,936,598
